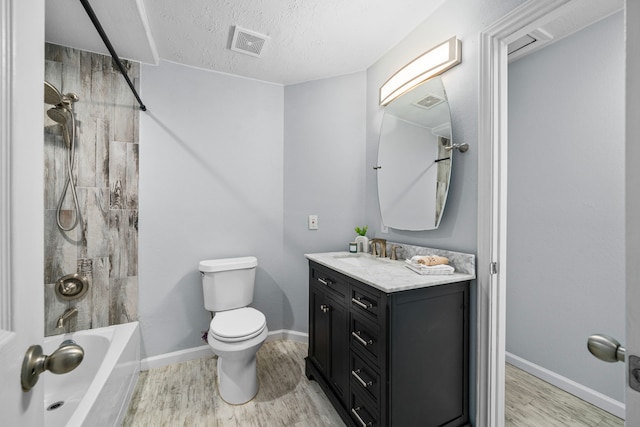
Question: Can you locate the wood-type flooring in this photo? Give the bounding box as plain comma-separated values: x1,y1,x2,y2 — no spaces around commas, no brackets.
124,341,624,426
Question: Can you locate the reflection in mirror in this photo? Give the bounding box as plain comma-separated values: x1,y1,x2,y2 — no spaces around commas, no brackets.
376,76,452,231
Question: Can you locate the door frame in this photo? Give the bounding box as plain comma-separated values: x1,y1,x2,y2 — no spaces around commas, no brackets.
476,1,579,425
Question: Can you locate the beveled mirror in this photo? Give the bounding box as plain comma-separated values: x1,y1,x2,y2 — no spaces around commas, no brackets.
376,76,452,230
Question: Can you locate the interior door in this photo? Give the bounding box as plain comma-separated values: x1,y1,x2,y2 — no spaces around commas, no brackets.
625,0,640,424
0,0,45,424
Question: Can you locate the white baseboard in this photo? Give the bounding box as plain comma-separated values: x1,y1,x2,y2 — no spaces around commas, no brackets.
505,352,625,419
140,329,308,371
266,329,308,344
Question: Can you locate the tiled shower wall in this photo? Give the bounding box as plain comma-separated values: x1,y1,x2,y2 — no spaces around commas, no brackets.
44,43,139,336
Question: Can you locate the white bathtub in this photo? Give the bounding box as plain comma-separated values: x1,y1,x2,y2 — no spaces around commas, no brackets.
43,322,140,427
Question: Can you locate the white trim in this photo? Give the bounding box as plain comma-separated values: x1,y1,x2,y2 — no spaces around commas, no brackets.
0,0,13,333
265,329,308,344
141,345,212,371
477,1,573,426
506,352,625,419
140,330,309,371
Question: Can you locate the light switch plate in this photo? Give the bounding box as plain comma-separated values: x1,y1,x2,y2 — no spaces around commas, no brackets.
308,215,318,230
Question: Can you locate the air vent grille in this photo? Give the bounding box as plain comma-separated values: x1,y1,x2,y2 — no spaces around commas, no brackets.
413,94,444,110
231,26,269,58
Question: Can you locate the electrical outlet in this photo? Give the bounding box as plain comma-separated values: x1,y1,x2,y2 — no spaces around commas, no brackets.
381,221,389,233
308,215,318,230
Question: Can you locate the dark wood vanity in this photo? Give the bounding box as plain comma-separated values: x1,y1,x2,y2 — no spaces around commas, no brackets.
305,257,471,427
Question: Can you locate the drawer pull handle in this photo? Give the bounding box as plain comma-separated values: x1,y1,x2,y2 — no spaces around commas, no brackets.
351,407,372,427
317,277,332,286
351,297,373,310
320,304,330,313
351,369,373,388
352,331,373,347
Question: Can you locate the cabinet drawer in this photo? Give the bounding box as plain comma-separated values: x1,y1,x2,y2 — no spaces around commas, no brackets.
311,266,346,299
351,284,380,319
350,391,379,427
350,316,380,365
351,353,380,404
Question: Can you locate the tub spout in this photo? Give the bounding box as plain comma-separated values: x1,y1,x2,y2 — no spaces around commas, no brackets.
56,307,78,329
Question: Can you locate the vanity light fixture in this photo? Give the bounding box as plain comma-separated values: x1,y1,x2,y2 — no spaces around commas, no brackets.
379,36,461,106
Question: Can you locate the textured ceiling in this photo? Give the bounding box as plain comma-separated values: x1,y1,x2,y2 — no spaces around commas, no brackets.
145,0,450,84
46,0,447,85
45,0,623,86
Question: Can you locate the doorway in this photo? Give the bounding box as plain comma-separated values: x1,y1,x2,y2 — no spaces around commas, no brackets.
505,10,625,423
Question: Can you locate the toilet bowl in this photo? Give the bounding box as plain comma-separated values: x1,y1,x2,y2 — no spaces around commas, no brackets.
208,307,267,404
199,257,268,405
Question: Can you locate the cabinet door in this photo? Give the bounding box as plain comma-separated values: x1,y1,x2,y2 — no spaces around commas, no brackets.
309,283,349,405
309,284,330,372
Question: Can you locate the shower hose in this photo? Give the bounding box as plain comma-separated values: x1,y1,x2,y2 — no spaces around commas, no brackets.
56,112,81,232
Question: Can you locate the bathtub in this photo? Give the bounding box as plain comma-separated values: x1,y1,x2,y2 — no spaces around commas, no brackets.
43,322,140,427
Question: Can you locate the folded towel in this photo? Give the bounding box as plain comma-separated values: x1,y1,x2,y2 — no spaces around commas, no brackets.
405,259,455,275
410,255,449,266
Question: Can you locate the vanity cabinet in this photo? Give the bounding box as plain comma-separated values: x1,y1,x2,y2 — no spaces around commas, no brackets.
306,261,470,427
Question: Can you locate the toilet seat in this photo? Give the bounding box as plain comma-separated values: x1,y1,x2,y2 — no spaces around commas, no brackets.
210,307,266,342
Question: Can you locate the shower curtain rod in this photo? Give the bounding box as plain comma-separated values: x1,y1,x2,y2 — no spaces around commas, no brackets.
78,0,147,111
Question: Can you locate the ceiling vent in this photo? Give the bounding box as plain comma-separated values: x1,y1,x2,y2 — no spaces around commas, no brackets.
230,26,269,58
412,94,444,110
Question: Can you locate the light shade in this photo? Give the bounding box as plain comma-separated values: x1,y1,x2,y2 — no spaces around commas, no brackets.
379,37,461,106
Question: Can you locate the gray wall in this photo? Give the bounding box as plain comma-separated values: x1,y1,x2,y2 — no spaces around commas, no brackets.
507,12,625,401
365,0,526,252
139,61,284,358
44,44,140,336
139,63,366,357
283,72,367,332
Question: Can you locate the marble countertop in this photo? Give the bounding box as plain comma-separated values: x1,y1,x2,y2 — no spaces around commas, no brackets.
305,251,476,293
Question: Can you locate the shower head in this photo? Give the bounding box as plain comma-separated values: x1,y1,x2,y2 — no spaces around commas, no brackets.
44,81,80,108
47,106,69,125
44,81,63,105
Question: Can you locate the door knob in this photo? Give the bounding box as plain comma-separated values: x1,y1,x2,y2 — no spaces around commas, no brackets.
21,340,84,391
587,334,625,363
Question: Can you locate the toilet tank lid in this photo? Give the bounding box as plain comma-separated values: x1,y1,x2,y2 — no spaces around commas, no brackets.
199,256,258,272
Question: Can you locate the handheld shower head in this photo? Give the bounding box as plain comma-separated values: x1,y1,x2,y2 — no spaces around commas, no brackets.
44,81,63,105
47,106,69,125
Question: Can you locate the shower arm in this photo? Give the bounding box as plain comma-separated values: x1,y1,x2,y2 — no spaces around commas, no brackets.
78,0,147,112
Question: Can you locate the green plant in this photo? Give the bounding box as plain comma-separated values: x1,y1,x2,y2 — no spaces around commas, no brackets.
354,225,368,236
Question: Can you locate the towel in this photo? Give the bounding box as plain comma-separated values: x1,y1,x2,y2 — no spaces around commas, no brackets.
405,259,455,275
410,255,449,266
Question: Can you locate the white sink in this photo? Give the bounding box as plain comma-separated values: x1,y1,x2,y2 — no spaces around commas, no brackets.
332,254,386,267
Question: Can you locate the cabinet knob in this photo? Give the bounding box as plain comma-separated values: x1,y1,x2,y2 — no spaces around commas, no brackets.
320,304,330,313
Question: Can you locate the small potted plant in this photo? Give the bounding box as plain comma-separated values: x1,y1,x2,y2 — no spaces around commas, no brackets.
354,225,369,253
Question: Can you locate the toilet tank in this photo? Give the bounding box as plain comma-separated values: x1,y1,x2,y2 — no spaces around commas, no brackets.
199,257,258,312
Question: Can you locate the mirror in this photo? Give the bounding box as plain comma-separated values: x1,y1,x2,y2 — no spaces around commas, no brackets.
376,76,452,230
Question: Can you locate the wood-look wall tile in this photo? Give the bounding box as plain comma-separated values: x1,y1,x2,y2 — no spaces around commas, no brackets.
112,61,137,143
44,209,80,284
95,118,110,188
126,143,139,209
44,43,140,334
77,187,109,259
109,141,126,209
43,131,66,210
72,258,94,331
109,210,138,277
91,257,110,329
76,117,96,188
44,59,63,94
109,277,138,325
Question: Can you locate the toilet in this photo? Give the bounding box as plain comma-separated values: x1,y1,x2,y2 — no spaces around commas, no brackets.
199,256,268,405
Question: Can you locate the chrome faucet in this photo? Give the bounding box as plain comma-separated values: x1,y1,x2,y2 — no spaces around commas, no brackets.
56,307,78,329
370,238,387,258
